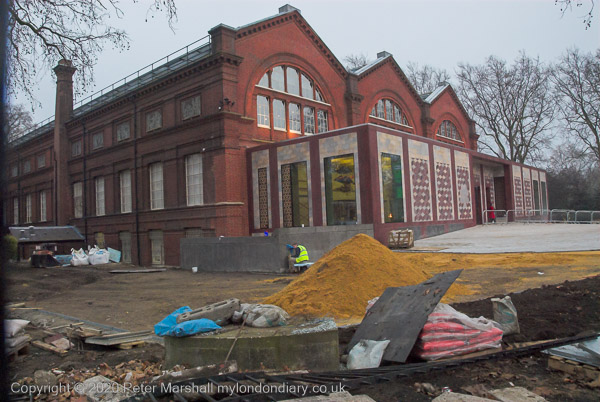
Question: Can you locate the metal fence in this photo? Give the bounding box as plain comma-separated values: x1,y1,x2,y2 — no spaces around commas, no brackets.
482,209,600,224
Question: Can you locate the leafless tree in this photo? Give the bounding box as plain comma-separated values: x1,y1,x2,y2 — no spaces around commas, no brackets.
344,53,371,72
552,48,600,163
405,62,451,95
555,0,595,28
456,53,555,164
7,0,177,108
4,103,35,143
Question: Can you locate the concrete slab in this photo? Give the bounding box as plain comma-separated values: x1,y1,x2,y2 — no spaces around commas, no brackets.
411,224,600,253
432,392,495,402
489,386,547,402
281,392,375,401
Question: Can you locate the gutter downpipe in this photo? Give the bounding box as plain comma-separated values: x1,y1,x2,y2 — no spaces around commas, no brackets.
131,97,141,265
82,120,88,244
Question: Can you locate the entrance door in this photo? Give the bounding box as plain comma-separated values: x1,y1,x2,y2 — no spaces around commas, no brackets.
475,186,482,224
494,177,506,217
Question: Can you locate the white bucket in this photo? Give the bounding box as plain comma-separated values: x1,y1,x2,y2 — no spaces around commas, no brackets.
192,266,198,273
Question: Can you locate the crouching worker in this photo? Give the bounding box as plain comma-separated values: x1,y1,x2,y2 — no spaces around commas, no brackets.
287,242,309,273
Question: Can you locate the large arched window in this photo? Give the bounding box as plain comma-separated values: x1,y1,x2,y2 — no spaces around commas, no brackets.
369,98,411,127
436,120,462,142
255,65,331,135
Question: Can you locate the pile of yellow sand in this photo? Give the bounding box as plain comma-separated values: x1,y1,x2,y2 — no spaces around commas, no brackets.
264,234,471,319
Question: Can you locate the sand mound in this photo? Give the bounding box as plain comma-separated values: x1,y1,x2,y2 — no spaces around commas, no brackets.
264,234,467,319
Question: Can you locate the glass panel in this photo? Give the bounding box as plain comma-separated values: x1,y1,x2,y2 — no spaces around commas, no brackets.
324,154,357,225
95,177,105,216
304,107,315,134
258,72,269,87
381,153,404,223
315,87,324,102
25,194,31,222
146,110,162,132
377,99,385,119
282,162,310,228
271,66,285,91
120,170,132,213
394,105,402,124
40,191,46,222
119,232,132,263
385,100,393,121
13,198,19,224
181,95,201,120
289,103,301,132
92,133,103,149
37,155,45,168
186,154,203,206
371,106,377,117
301,74,314,99
72,140,82,156
287,67,300,96
256,95,270,127
74,182,83,218
150,163,164,210
117,122,130,141
273,99,286,130
317,110,328,133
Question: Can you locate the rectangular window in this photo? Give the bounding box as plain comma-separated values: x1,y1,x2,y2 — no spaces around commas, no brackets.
25,194,32,223
150,163,164,210
271,66,285,92
317,110,329,133
377,99,385,119
381,153,404,223
72,140,82,157
273,99,286,130
37,154,46,169
304,107,315,135
182,95,202,120
385,100,393,120
23,160,31,174
146,110,162,132
95,177,105,216
186,154,203,206
119,231,132,263
286,67,300,96
13,197,19,224
94,232,105,248
324,154,357,225
149,230,164,266
281,162,310,228
120,170,132,213
289,103,301,133
257,95,270,127
92,132,104,149
11,165,18,177
301,74,314,100
73,182,83,218
117,122,130,141
40,191,47,222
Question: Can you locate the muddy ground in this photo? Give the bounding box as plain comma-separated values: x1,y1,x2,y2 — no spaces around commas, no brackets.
5,261,600,401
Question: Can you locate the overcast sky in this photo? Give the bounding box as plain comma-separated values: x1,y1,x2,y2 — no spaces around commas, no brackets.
13,0,600,123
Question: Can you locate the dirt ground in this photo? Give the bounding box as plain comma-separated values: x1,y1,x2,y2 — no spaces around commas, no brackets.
5,254,600,401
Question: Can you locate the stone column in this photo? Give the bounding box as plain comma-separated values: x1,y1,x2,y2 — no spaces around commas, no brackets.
53,59,76,225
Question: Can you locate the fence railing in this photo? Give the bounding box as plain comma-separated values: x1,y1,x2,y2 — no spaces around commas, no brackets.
483,209,600,224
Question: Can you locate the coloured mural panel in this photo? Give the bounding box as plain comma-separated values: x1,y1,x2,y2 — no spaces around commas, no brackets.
251,150,271,229
408,139,433,222
319,133,361,225
433,146,454,221
277,142,312,227
377,132,405,223
522,167,533,211
454,151,472,220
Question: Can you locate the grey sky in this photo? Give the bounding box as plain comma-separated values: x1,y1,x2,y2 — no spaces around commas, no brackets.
13,0,600,124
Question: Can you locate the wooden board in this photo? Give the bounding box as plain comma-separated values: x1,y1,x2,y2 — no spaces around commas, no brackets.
348,270,462,363
548,356,600,381
109,269,166,274
32,340,68,356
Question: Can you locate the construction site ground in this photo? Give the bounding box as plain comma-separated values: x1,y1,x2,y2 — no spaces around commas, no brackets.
5,224,600,401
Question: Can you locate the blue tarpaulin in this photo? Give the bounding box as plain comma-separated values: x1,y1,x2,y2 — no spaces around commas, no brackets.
154,306,221,337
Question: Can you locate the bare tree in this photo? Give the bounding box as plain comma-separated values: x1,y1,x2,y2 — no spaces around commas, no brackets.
552,48,600,163
4,103,35,143
456,53,555,164
8,0,177,108
405,62,451,95
344,53,371,72
556,0,595,28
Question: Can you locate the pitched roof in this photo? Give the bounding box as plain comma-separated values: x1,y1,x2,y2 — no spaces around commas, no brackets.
422,83,451,103
9,226,85,243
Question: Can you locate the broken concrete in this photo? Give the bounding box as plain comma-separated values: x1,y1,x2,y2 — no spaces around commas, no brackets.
79,375,133,402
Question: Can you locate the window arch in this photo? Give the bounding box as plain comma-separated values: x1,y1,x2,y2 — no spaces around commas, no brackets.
255,65,331,135
436,120,462,142
369,98,411,127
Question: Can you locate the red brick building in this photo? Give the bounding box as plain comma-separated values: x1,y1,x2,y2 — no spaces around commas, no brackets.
6,5,548,266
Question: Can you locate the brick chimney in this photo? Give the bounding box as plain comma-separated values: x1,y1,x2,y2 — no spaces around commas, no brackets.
53,59,76,225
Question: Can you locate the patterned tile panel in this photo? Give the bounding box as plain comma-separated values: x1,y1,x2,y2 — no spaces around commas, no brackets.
454,151,472,220
251,150,271,229
281,164,293,227
434,146,454,221
277,142,312,227
258,168,269,229
408,140,433,222
319,133,361,225
377,132,404,223
512,165,523,216
522,167,532,211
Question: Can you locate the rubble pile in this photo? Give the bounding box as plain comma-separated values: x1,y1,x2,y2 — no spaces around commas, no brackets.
264,234,473,319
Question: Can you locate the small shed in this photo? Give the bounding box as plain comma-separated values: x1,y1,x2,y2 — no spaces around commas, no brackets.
9,226,85,260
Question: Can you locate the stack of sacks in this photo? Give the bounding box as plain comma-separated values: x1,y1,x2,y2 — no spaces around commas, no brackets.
414,303,503,361
5,319,31,353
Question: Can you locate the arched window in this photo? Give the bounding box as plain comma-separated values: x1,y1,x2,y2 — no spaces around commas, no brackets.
255,65,330,135
436,120,462,142
369,98,411,127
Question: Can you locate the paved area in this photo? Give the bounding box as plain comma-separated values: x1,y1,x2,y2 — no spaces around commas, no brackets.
413,223,600,253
